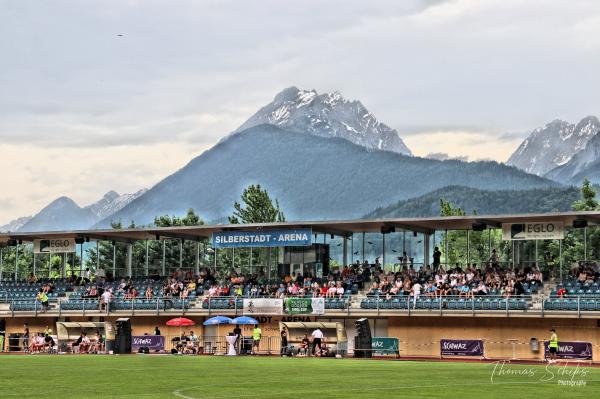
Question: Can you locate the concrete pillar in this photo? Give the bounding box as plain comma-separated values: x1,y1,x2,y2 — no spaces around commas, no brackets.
126,243,133,277
194,241,200,275
145,240,149,277
423,233,430,269
342,236,348,267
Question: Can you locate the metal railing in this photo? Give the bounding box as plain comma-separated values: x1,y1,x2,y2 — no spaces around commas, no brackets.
2,294,600,317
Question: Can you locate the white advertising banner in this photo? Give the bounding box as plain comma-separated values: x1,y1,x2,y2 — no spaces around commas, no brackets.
243,298,283,316
33,238,76,254
502,222,564,241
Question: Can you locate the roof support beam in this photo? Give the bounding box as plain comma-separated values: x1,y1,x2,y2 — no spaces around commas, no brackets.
384,222,434,235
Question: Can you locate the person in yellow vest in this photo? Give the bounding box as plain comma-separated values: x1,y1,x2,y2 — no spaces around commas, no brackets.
36,290,49,313
548,328,558,363
251,325,262,355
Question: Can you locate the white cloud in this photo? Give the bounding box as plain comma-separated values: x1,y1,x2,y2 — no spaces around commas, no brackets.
0,0,599,223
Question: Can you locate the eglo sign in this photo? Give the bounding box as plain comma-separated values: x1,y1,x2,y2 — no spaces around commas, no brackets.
33,238,76,254
502,222,564,241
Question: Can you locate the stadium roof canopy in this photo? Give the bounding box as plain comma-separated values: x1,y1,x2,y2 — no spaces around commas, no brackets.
1,211,599,245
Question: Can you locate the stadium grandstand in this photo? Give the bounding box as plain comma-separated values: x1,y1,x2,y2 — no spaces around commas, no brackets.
1,211,600,363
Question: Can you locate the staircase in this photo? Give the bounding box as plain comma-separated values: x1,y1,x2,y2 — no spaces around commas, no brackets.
531,279,556,310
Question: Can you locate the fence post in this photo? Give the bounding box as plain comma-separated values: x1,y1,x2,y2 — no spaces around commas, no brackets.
83,298,86,317
208,297,212,315
577,296,581,318
407,296,411,316
156,298,160,315
506,297,509,316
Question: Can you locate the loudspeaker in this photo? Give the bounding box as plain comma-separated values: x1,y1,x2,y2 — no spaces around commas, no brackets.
115,318,132,354
354,318,372,358
573,219,588,229
380,226,395,234
472,222,486,232
7,239,17,247
75,237,85,245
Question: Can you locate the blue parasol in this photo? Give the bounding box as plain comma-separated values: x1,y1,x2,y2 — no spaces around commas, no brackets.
230,316,259,325
203,315,233,325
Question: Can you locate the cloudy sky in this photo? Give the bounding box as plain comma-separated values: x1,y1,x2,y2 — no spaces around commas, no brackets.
1,0,599,224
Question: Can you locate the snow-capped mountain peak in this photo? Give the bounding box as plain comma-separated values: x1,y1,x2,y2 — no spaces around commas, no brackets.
85,189,148,220
234,86,412,155
507,116,600,176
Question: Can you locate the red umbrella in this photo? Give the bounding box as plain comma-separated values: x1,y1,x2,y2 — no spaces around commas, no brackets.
166,317,195,327
166,317,196,341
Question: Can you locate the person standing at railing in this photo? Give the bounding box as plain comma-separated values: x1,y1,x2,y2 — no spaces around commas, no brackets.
37,290,49,313
433,247,441,272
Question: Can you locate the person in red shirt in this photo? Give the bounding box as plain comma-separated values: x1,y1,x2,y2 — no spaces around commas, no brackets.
556,287,567,298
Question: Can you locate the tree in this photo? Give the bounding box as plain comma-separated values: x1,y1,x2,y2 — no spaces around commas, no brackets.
572,178,599,211
439,198,466,217
228,184,285,224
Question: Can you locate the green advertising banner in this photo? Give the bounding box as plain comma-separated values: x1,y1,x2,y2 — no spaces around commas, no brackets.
371,337,399,355
284,298,325,315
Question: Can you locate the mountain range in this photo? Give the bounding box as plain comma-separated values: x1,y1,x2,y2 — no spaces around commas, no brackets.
3,87,600,233
365,186,579,219
100,124,556,226
507,116,600,183
0,190,146,232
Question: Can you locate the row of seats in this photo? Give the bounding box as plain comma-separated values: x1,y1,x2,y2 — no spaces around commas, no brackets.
360,297,528,310
59,299,190,311
550,288,600,297
544,298,600,311
10,301,41,311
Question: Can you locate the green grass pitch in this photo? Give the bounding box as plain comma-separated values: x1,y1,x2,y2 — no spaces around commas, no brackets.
0,355,598,398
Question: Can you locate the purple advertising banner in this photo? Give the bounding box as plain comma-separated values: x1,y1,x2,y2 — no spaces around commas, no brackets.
544,341,592,360
131,335,165,351
440,339,484,356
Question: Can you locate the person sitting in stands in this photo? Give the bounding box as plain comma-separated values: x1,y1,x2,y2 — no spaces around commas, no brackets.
475,281,488,296
556,287,567,299
180,287,190,300
335,282,345,299
28,273,38,284
83,286,98,299
459,281,473,299
326,283,337,299
145,286,154,299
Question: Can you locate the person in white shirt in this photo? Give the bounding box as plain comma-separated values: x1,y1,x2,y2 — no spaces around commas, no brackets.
411,282,422,309
311,328,324,356
335,282,345,298
100,289,112,311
